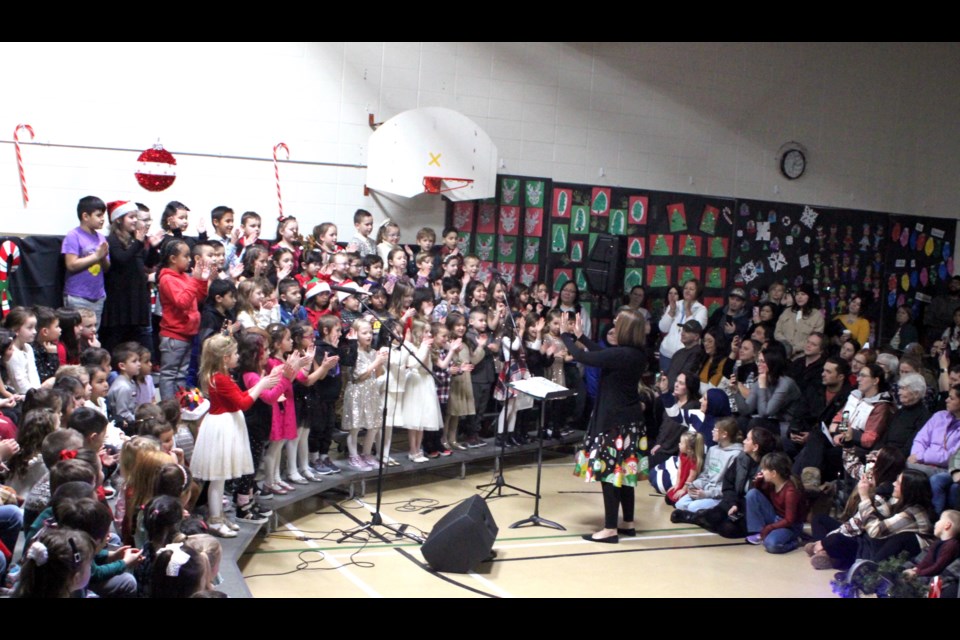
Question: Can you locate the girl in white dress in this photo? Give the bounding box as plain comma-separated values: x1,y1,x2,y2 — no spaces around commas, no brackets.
401,318,443,463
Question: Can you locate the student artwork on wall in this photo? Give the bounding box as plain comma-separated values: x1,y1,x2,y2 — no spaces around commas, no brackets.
591,188,611,217
444,174,943,345
880,214,957,344
552,188,572,218
498,206,520,236
644,193,736,321
444,175,551,289
525,181,546,208
476,204,496,234
731,200,887,319
525,208,543,236
452,202,474,232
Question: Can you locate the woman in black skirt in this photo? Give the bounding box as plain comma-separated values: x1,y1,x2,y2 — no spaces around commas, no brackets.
563,308,648,543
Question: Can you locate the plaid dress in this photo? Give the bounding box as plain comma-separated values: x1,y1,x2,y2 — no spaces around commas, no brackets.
435,348,451,405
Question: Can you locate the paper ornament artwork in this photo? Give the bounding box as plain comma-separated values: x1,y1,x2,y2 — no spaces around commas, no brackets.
500,178,520,205
523,238,540,264
524,181,545,207
800,206,818,229
498,206,520,236
609,209,626,235
476,204,496,234
699,205,719,235
553,268,573,292
475,234,495,262
571,205,589,233
524,208,543,236
706,267,727,289
708,237,728,258
497,236,517,263
627,237,645,259
552,188,573,218
628,196,648,225
679,234,702,258
650,234,674,257
452,202,475,232
624,268,643,291
570,240,584,263
552,225,568,253
647,265,672,289
667,203,687,232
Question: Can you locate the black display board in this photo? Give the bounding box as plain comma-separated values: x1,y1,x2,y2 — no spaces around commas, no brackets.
880,214,957,344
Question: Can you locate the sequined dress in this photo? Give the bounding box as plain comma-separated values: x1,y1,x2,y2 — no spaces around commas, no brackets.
342,347,383,431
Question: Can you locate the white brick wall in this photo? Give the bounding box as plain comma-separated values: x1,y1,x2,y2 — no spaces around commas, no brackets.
1,42,958,258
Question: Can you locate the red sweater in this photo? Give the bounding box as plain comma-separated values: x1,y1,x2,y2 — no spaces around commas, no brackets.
158,268,209,341
753,477,807,538
667,453,697,503
208,373,254,414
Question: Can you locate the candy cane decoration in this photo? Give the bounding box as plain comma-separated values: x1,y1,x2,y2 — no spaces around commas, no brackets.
13,124,35,208
273,142,289,221
0,239,21,318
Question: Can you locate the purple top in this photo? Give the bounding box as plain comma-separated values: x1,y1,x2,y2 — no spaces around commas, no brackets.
62,226,109,300
910,410,960,468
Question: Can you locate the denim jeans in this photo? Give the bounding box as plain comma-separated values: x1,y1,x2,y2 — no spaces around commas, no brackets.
931,472,960,515
159,336,192,400
675,494,720,512
745,488,802,554
0,505,22,578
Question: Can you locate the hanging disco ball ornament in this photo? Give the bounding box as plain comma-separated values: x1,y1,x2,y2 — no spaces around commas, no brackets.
135,143,177,191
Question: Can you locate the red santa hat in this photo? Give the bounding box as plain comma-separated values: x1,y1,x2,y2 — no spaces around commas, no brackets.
107,200,139,222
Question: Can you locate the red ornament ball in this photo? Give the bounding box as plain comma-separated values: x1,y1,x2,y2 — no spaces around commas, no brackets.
135,144,177,192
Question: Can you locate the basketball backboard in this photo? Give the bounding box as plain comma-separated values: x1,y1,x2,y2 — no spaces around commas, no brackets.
366,107,497,201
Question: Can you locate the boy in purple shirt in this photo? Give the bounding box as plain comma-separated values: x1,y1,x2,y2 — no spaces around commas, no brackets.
62,195,110,328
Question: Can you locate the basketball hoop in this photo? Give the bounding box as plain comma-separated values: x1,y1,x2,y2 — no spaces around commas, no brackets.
423,176,474,195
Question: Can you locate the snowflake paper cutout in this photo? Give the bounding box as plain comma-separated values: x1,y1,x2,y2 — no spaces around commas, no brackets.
768,251,787,272
800,206,818,229
739,261,759,283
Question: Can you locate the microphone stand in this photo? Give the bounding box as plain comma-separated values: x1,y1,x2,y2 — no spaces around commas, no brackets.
476,272,537,501
335,287,436,545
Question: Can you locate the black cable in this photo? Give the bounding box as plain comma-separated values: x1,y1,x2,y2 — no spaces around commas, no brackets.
244,539,375,579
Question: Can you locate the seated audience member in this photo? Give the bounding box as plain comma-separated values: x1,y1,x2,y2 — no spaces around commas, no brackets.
788,332,826,391
907,385,960,479
787,357,852,462
877,372,930,457
670,418,743,515
732,346,802,441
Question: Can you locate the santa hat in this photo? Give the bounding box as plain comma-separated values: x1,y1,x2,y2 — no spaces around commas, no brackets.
107,200,139,222
305,281,331,301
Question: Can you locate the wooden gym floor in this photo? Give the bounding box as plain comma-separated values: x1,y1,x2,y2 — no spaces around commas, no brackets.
239,450,835,598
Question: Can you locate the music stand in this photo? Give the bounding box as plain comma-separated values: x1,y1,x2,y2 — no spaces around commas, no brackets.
507,377,575,531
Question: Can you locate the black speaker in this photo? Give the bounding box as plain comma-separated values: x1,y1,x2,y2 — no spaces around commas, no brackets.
421,495,498,573
585,233,626,298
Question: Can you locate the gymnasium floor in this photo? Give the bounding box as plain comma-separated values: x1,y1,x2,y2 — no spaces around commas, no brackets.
239,451,836,598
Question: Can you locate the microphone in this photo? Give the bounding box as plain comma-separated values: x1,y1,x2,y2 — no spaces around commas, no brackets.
329,284,372,296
